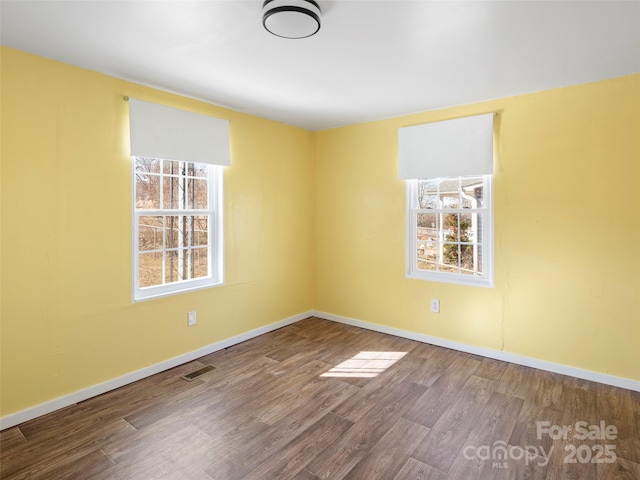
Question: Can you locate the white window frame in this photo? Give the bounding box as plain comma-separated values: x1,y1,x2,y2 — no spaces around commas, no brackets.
406,175,494,288
132,158,224,302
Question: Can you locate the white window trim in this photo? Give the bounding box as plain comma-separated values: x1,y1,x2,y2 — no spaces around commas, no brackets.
132,160,224,302
405,176,494,288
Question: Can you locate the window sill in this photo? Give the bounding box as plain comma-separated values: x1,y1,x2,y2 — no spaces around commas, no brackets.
406,271,494,288
133,278,224,302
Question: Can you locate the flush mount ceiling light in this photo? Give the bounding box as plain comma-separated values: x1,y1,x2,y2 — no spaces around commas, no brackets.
263,0,321,39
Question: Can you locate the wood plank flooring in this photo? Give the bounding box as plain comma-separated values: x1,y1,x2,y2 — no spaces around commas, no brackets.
1,317,639,479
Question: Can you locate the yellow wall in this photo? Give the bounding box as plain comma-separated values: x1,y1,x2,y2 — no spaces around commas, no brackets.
0,48,314,416
314,74,640,382
2,46,639,418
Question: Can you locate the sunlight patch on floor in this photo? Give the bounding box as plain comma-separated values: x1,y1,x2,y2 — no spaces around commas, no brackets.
320,351,407,378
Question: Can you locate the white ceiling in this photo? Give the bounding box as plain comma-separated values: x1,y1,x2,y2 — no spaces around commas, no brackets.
1,1,639,131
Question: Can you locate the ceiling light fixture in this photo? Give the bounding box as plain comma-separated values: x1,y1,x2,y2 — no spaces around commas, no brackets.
262,0,321,39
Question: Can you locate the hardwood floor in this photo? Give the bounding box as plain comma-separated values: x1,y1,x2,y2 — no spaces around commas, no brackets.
1,317,639,479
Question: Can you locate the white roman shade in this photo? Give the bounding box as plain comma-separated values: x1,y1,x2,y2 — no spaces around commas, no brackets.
398,113,494,179
128,98,230,166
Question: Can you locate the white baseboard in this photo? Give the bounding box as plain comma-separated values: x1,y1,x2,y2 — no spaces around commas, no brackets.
312,310,640,393
3,308,637,430
0,311,312,431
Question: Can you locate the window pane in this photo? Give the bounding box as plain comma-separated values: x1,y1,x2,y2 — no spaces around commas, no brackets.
459,213,474,242
166,250,177,283
459,244,483,276
139,216,163,251
184,162,209,178
440,178,460,208
188,178,208,209
135,173,160,209
163,176,185,209
192,247,209,279
139,252,163,288
417,213,437,240
462,177,484,207
192,163,208,178
192,216,209,246
135,157,161,174
165,249,190,283
184,162,195,178
185,216,196,247
442,243,460,272
166,216,185,249
163,159,182,175
417,257,436,271
417,236,437,270
459,243,475,273
167,216,211,247
417,180,438,209
442,195,460,209
443,213,459,242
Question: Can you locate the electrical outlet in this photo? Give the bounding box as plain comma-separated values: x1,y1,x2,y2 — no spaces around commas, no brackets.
431,299,440,313
187,311,197,327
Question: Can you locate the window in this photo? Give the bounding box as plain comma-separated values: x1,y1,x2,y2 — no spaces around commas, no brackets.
128,98,229,301
399,112,495,287
406,175,493,287
133,157,223,301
